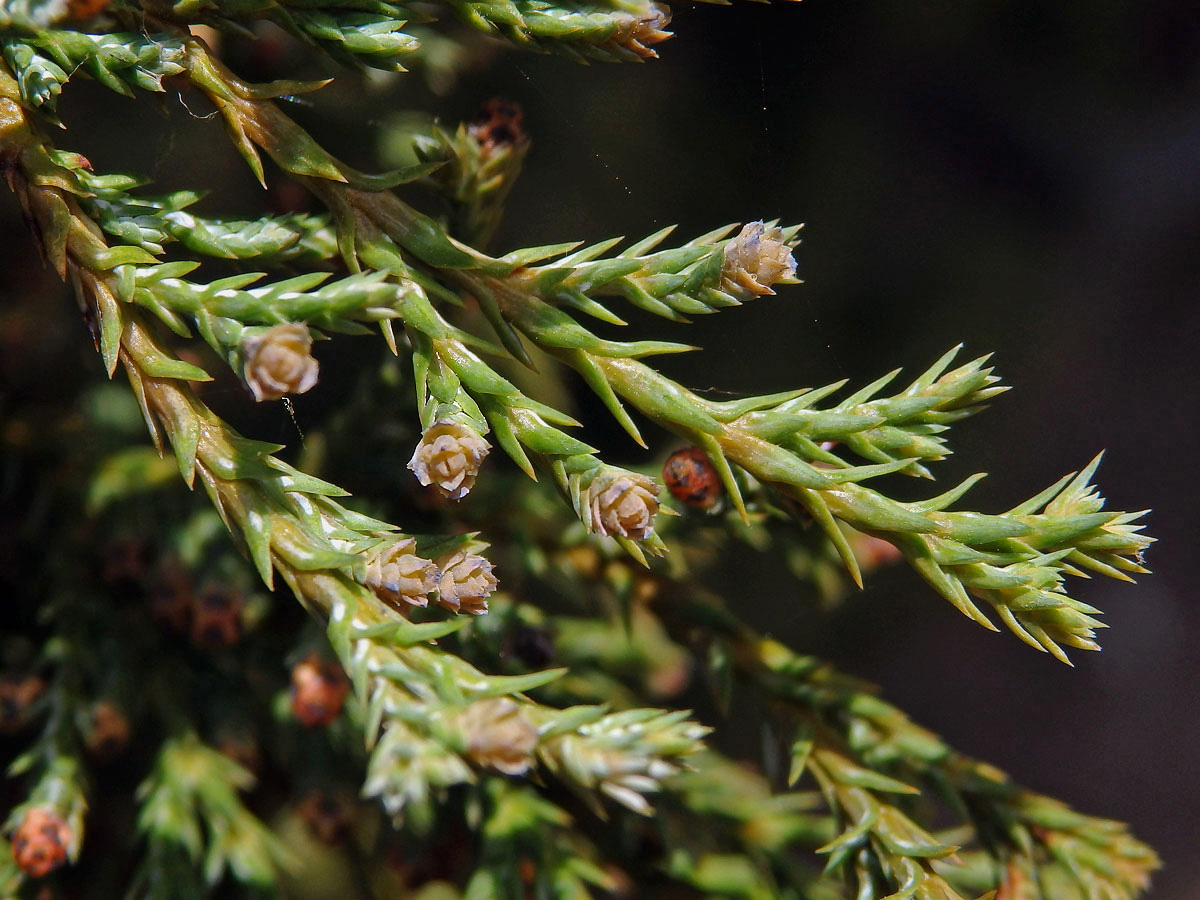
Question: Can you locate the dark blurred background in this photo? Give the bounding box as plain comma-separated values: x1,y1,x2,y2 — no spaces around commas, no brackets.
2,0,1197,894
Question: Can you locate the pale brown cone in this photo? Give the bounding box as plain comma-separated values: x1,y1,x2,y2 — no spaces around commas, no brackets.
721,221,797,296
408,420,490,500
366,538,439,609
457,697,538,776
435,551,497,615
590,472,660,540
241,323,319,401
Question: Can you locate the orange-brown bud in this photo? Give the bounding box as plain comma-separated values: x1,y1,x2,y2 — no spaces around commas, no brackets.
0,675,45,734
216,732,261,775
84,700,130,762
10,808,71,879
290,655,350,728
64,0,111,21
468,99,527,156
99,538,150,589
149,563,194,635
296,791,354,846
190,585,243,650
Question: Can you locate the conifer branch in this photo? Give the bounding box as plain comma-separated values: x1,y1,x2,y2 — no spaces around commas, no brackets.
467,780,616,898
464,219,804,323
76,169,338,263
445,0,673,62
664,752,835,898
658,590,1160,899
324,564,708,818
805,743,970,900
2,758,87,890
133,1,422,71
0,842,21,900
524,330,1147,660
413,108,531,248
134,736,292,893
0,550,105,892
1,62,706,831
477,517,1156,900
170,42,1153,658
0,29,184,120
461,510,1158,899
0,6,1162,896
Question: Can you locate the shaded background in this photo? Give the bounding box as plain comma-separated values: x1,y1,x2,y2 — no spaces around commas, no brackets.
2,0,1197,895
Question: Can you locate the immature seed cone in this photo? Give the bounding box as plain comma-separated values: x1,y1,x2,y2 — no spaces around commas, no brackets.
721,221,797,296
408,420,490,500
468,98,527,156
457,697,538,776
84,700,130,762
850,532,904,571
98,537,150,589
290,655,350,728
0,675,45,734
615,2,672,58
216,732,261,775
149,563,194,635
241,323,319,402
296,791,354,846
662,447,723,510
590,472,660,540
190,585,243,650
10,808,71,879
505,623,556,670
435,551,497,615
63,0,112,21
365,539,439,610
